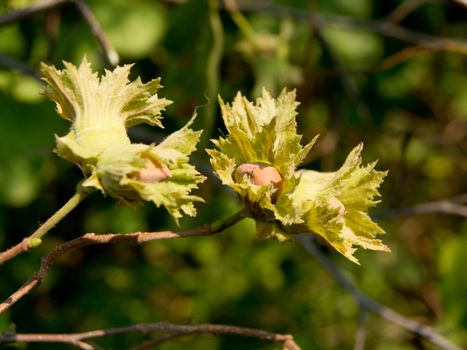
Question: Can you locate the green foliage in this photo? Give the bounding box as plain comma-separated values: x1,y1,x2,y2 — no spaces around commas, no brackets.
439,233,467,327
90,0,167,59
1,1,467,349
235,17,303,97
0,90,63,207
323,28,384,66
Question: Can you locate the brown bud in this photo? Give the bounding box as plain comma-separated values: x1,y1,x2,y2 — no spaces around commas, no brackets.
235,162,283,189
329,196,346,217
132,159,172,183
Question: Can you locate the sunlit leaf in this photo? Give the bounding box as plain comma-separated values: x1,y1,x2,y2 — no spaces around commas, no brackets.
209,89,388,263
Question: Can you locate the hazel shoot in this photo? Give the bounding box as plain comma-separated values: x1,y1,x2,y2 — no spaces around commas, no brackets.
208,89,389,264
41,58,206,222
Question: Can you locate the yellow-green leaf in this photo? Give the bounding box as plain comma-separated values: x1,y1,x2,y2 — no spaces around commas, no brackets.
41,57,171,169
209,88,388,263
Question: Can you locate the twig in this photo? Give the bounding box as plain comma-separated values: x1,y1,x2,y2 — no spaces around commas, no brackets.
224,0,257,41
71,0,119,65
156,1,467,55
353,308,368,350
387,0,429,23
378,45,432,69
0,184,93,265
0,52,42,82
451,0,467,9
311,45,433,79
0,0,118,66
297,235,462,350
0,0,70,27
200,0,224,149
132,333,183,349
233,3,467,55
373,193,467,219
0,210,245,314
44,8,62,61
0,322,300,349
129,323,300,350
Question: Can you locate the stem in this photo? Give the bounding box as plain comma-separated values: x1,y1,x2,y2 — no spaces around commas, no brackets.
201,0,224,149
0,0,70,27
224,0,257,42
71,0,119,66
0,209,245,313
30,186,91,241
0,322,300,350
0,184,94,265
209,208,245,232
298,235,462,350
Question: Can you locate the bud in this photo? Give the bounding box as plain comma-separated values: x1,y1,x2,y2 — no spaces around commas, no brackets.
234,162,283,189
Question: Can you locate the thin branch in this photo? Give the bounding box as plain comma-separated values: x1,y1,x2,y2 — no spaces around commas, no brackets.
373,193,467,219
0,322,300,350
353,308,368,350
155,1,467,54
313,45,433,78
132,333,183,350
224,0,257,41
0,0,70,27
297,235,462,350
44,8,62,61
451,0,467,9
233,3,467,55
377,45,432,69
386,0,429,23
0,210,245,314
0,0,118,66
0,185,93,265
200,0,224,149
0,52,42,82
71,0,119,65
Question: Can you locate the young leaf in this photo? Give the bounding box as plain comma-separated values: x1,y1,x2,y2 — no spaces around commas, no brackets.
89,119,205,223
292,145,389,263
42,58,205,222
41,57,171,171
209,89,388,263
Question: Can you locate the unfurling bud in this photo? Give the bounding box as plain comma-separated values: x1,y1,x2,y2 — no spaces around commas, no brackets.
209,89,389,264
130,158,172,183
329,196,346,218
235,162,283,189
42,59,206,223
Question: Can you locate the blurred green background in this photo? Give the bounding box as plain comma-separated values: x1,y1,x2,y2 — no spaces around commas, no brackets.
0,0,466,349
